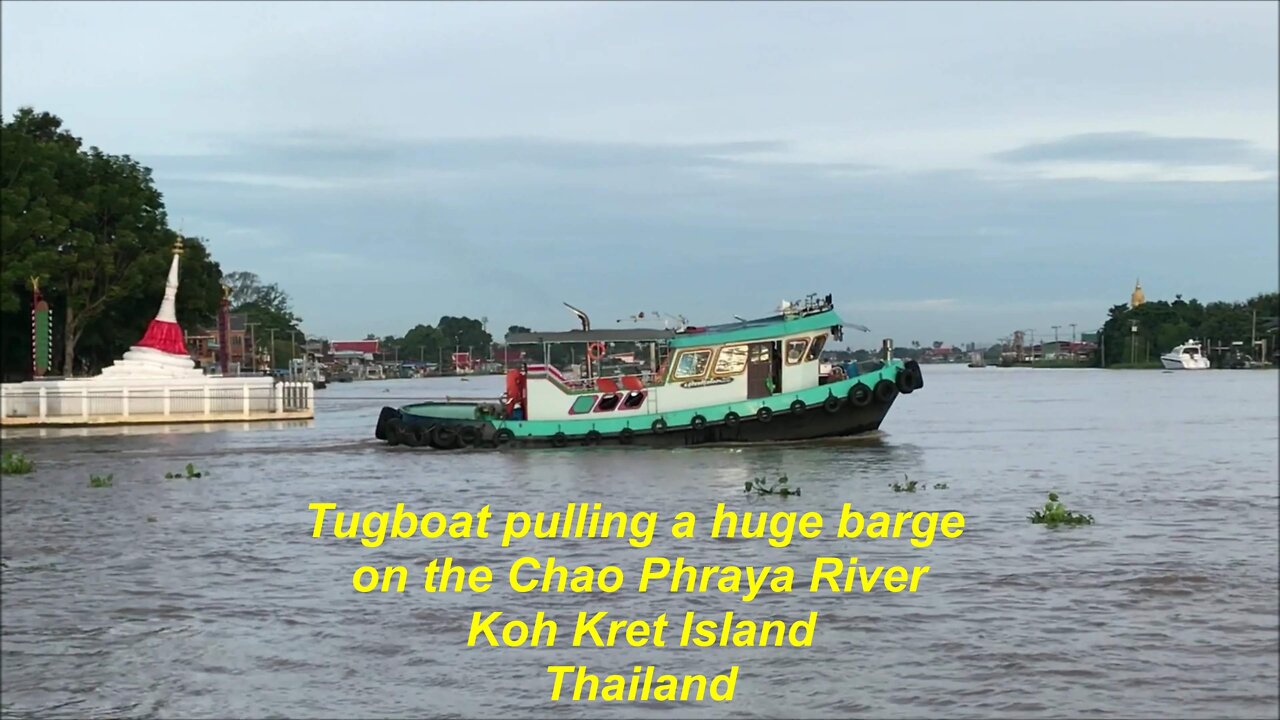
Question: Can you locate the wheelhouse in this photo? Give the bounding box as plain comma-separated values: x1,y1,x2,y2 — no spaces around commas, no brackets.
501,294,860,422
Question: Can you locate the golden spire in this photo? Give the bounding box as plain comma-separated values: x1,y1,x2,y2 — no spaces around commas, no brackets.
173,234,185,256
1131,278,1145,308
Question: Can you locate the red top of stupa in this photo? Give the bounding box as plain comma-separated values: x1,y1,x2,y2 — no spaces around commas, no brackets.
134,237,190,357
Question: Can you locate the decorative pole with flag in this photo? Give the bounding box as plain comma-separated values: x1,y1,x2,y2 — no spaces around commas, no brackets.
31,277,52,377
217,284,231,376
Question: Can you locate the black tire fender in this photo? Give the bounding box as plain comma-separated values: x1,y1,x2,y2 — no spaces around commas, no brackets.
457,425,480,446
410,425,433,447
723,411,740,427
432,425,460,450
823,394,841,413
874,379,898,404
618,428,635,444
651,418,668,434
896,369,916,394
583,430,602,446
790,399,806,414
849,383,872,407
690,414,707,431
385,418,403,446
493,428,515,446
757,406,773,423
551,431,568,448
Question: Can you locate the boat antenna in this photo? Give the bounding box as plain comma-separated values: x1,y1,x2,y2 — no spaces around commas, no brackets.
563,302,590,331
733,315,747,323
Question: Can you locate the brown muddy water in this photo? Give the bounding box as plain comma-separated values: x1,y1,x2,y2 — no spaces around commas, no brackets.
1,366,1277,719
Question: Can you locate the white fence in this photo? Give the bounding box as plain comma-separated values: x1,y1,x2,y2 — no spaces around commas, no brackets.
0,380,313,423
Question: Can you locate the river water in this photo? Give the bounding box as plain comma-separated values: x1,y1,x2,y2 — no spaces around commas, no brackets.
2,366,1277,719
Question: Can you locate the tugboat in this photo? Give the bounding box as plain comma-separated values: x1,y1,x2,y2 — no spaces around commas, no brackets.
374,293,924,449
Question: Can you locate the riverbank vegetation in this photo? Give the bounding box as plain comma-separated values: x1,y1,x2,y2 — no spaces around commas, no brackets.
1099,292,1277,367
0,107,298,380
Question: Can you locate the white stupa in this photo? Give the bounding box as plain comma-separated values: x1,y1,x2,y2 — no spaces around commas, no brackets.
0,235,310,426
95,236,206,380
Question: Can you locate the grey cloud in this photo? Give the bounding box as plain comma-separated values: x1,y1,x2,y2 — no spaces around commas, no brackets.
992,132,1278,169
149,135,879,185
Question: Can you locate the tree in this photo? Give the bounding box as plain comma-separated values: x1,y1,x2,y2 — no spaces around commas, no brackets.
1,107,219,375
225,270,299,326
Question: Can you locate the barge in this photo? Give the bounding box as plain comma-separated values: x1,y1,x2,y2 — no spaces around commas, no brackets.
374,294,922,449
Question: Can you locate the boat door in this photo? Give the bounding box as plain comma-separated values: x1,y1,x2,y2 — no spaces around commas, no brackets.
747,343,774,399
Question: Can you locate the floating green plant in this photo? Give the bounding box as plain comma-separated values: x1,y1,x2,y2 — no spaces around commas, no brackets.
165,463,204,479
744,475,800,497
1,451,35,475
88,473,114,488
891,474,920,493
1029,492,1094,526
933,483,949,490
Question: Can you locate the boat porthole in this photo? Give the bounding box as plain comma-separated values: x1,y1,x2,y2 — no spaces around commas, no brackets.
385,418,403,446
493,428,514,446
874,379,898,403
724,411,740,427
690,414,707,431
584,430,602,446
757,406,773,423
551,431,568,448
849,383,872,407
790,399,807,415
823,394,841,413
652,418,668,434
619,428,635,444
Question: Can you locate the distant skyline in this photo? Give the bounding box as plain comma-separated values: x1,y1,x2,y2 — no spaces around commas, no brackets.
2,1,1276,346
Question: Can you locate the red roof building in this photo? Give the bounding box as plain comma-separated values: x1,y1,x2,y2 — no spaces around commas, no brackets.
331,340,379,354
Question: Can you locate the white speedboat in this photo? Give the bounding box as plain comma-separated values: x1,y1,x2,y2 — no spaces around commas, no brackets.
1160,340,1211,370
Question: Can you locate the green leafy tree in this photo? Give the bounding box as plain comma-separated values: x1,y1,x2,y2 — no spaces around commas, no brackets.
1,107,223,376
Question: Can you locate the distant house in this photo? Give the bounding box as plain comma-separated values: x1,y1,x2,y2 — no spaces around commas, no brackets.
332,339,379,355
188,313,253,373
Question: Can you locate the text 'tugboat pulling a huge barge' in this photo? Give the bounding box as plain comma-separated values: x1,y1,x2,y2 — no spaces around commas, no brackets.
374,293,924,450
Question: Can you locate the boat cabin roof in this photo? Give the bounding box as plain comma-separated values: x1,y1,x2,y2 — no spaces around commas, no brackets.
505,294,843,348
669,308,841,348
505,328,677,345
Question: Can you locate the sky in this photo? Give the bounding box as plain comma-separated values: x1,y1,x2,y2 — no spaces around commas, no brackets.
2,1,1277,347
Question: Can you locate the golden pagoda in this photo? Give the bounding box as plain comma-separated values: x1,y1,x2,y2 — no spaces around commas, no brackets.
1130,279,1145,308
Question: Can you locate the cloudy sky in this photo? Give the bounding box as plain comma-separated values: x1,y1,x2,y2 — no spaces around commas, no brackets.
3,1,1276,346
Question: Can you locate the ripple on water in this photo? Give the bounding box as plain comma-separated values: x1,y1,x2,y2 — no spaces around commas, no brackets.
1,369,1277,719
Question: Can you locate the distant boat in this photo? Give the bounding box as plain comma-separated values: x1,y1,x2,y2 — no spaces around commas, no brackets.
967,351,986,368
1160,340,1211,370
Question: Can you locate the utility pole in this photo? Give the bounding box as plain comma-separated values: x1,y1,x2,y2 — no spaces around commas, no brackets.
246,322,259,372
269,328,276,373
1100,327,1105,368
1052,325,1060,343
1070,323,1077,344
291,330,297,381
1252,309,1258,358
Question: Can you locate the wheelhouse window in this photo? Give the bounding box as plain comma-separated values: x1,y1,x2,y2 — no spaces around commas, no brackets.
570,395,597,414
595,393,621,412
674,349,712,379
786,338,810,365
713,344,748,375
805,334,827,362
